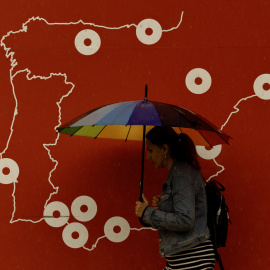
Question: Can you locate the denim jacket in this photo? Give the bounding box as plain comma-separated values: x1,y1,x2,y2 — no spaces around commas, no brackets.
142,161,210,257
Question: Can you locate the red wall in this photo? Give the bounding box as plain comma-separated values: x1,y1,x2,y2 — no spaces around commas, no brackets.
0,1,270,269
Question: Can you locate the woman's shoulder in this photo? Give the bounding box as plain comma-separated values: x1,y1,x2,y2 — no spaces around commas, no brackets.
172,161,200,176
170,161,203,186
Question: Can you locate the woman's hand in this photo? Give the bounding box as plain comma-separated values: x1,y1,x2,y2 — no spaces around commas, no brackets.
135,194,149,218
152,194,161,210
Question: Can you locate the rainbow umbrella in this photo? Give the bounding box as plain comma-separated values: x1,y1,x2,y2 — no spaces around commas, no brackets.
57,86,230,202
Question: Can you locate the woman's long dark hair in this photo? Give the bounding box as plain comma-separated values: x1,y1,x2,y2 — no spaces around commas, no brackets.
146,126,201,170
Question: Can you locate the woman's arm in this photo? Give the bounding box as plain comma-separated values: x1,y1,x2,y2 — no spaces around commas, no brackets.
142,175,195,231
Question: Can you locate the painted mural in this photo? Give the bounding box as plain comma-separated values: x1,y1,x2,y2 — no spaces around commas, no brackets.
0,1,270,269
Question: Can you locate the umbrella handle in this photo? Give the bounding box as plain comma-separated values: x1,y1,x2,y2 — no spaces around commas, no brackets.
139,217,150,227
138,195,150,227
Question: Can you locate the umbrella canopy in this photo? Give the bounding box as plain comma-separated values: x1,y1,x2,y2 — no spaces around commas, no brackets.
57,98,230,148
57,86,231,226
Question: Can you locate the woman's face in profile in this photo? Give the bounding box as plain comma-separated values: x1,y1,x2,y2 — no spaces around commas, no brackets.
146,139,165,169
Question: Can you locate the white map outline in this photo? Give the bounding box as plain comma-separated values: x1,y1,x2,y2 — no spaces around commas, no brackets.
0,13,185,251
8,69,75,224
221,94,257,131
0,11,262,252
206,94,258,182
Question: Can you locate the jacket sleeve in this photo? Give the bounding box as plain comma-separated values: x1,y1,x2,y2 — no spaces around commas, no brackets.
142,175,195,231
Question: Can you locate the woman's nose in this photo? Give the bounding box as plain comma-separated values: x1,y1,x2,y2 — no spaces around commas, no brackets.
147,152,151,160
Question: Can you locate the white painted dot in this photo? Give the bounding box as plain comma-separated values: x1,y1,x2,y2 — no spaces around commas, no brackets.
75,29,101,55
196,145,222,160
71,196,97,222
62,222,89,248
253,74,270,100
136,19,162,45
43,201,70,227
185,68,212,94
104,217,130,243
0,158,19,184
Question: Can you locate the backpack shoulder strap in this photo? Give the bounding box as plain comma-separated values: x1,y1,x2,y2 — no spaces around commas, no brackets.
213,180,225,192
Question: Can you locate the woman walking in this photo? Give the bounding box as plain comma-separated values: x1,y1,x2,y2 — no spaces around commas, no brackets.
135,127,215,270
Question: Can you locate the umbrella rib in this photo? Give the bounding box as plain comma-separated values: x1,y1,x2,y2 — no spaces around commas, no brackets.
195,129,213,148
178,127,183,134
94,125,106,139
125,125,132,142
69,126,83,136
214,131,231,145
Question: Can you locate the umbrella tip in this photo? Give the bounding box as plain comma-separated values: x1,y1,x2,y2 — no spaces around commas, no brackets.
145,84,148,100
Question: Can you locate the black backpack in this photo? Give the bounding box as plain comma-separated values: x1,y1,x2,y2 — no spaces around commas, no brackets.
205,180,231,270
